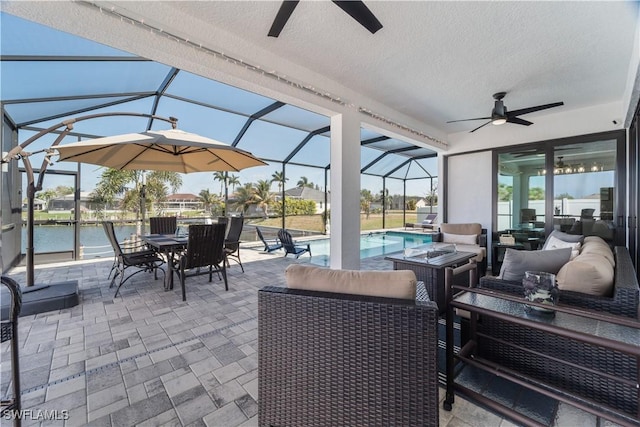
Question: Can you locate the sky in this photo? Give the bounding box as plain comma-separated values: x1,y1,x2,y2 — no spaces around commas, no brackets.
5,12,437,202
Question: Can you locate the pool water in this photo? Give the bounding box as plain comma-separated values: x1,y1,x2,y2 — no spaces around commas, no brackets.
308,231,434,266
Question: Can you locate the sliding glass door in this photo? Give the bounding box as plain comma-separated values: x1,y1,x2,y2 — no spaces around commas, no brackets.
494,130,625,248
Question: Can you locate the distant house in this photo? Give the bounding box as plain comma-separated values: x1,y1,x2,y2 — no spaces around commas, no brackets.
23,198,46,211
284,186,330,214
161,193,203,213
47,192,103,212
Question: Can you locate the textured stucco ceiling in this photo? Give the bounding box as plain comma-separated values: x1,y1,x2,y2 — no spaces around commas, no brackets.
3,1,639,142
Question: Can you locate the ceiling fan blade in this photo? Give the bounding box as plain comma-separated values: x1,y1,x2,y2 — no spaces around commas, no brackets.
268,1,300,37
332,1,383,34
470,121,491,133
507,116,533,126
507,102,564,117
446,117,491,123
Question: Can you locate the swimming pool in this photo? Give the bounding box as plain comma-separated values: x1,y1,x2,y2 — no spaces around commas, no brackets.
308,231,434,266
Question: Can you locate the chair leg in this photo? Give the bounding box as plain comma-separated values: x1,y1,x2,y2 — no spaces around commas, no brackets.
180,264,187,302
221,264,228,291
237,252,244,273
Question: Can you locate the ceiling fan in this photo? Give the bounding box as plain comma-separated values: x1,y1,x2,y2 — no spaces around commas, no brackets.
447,92,564,133
268,0,383,38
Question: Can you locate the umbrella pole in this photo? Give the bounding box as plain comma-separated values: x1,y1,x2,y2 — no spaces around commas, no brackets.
140,173,146,236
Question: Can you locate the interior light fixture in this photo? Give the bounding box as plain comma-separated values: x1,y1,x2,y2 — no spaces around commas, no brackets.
491,118,507,126
591,164,600,172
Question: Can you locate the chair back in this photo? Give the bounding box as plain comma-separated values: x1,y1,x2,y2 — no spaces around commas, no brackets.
150,216,177,235
581,208,595,219
423,213,437,224
277,229,296,251
182,223,226,270
520,208,537,223
103,221,124,258
256,227,266,242
225,216,244,247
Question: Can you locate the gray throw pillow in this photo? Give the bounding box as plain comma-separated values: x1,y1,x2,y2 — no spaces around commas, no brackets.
542,230,584,250
498,247,572,282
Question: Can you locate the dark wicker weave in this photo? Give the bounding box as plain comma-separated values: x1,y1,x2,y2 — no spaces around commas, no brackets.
178,223,227,301
1,276,22,426
149,216,177,235
258,285,439,427
474,246,640,420
479,246,639,318
224,216,244,272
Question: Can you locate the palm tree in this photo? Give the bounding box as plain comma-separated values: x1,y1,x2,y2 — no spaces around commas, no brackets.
227,174,241,192
253,179,276,218
297,176,313,188
198,189,219,215
93,169,181,220
146,171,182,214
212,172,227,197
231,183,255,214
271,170,288,192
360,189,374,219
378,188,393,210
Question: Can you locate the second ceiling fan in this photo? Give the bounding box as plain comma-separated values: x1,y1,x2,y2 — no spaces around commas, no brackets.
447,92,564,133
268,1,383,38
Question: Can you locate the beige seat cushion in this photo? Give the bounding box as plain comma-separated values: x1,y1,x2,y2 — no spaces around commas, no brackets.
452,244,485,262
556,252,614,296
439,223,482,236
285,264,417,300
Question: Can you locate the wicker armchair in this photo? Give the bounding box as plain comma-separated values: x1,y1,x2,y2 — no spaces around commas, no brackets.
258,283,440,427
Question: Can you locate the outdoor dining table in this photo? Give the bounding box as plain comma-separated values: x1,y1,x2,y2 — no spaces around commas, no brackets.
141,234,188,291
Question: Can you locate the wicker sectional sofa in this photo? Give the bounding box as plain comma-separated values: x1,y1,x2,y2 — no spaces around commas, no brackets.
474,245,639,420
258,266,440,427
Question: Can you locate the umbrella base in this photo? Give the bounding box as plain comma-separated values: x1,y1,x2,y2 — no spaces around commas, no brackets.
1,281,79,318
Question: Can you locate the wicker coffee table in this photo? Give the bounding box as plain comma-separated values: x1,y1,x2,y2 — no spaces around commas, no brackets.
444,286,640,426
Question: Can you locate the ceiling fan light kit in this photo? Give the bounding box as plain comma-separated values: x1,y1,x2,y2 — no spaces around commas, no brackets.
448,92,564,132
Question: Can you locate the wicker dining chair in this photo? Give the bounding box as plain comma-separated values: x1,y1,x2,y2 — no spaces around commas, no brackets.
102,221,165,297
1,276,21,426
177,223,228,301
224,216,244,272
149,216,177,235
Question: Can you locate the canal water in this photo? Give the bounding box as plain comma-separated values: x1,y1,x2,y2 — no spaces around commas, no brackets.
22,224,138,258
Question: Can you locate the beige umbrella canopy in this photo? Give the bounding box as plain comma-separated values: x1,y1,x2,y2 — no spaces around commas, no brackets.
54,129,266,172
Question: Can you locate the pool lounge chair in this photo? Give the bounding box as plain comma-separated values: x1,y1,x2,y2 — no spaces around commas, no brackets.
278,229,311,259
256,227,282,252
405,213,438,231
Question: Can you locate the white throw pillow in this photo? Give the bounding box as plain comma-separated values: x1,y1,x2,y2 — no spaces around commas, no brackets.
442,232,477,245
543,235,581,260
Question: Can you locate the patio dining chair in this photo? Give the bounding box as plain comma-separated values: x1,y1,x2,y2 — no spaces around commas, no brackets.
278,229,311,259
177,223,228,301
102,221,165,297
224,216,244,272
256,227,282,252
149,216,177,235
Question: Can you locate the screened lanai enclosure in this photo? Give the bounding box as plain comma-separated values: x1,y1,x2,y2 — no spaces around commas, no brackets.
1,13,438,268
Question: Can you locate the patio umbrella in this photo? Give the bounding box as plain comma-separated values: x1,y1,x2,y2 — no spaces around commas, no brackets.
54,128,266,235
54,128,266,173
